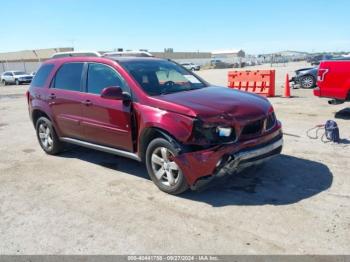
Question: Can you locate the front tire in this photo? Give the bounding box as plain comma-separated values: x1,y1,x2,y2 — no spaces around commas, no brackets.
146,138,189,195
300,75,315,89
36,117,63,155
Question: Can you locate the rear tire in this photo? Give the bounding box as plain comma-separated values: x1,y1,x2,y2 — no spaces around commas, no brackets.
146,138,189,195
35,117,63,155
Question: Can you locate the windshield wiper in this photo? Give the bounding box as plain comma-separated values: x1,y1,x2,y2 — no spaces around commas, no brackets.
160,90,181,95
159,86,204,96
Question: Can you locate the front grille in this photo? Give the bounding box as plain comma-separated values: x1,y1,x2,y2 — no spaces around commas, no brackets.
242,119,264,136
241,112,276,138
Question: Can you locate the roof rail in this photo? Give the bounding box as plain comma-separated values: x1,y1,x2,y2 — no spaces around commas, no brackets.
50,51,101,59
102,50,153,58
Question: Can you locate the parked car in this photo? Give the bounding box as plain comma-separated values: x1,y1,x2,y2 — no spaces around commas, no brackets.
181,62,200,71
210,59,233,69
27,56,283,194
290,67,318,89
308,54,333,66
314,58,350,104
1,71,33,85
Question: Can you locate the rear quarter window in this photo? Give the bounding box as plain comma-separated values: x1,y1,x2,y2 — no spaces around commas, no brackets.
31,64,55,87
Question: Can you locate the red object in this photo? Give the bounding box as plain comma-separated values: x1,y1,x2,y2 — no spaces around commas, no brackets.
284,74,291,98
228,70,275,97
314,60,350,102
27,57,283,190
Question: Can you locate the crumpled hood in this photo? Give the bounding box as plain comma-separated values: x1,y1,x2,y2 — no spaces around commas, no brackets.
154,86,272,121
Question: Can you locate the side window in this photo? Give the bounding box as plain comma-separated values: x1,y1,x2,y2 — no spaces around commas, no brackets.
53,63,84,91
31,64,54,87
87,63,128,95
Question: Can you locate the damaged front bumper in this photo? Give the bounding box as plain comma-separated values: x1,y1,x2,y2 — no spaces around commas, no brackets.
174,128,283,190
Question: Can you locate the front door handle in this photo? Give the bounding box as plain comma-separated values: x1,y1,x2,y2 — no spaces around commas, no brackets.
81,100,92,106
48,93,56,99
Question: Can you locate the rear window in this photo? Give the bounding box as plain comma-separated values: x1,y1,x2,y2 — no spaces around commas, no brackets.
31,64,54,87
53,63,84,92
14,71,27,75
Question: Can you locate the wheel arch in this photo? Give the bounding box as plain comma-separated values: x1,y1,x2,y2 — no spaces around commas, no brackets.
31,109,52,127
301,74,315,80
346,89,350,101
138,127,182,162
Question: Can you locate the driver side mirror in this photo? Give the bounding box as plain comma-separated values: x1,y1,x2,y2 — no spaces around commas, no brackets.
100,86,131,101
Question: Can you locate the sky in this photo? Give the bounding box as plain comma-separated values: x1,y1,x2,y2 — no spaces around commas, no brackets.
0,0,349,54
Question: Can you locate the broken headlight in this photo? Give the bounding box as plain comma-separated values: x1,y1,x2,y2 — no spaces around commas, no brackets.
192,119,236,145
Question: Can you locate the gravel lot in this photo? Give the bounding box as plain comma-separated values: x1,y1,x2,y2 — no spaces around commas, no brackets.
0,62,349,254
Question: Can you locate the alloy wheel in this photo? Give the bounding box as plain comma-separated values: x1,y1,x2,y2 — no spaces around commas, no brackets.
151,147,181,187
38,122,54,151
301,76,314,88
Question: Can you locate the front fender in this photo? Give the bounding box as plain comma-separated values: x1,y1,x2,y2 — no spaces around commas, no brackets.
134,103,194,144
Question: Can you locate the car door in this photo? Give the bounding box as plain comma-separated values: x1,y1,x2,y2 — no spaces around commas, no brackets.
10,72,17,83
48,62,85,140
4,72,14,83
80,62,133,151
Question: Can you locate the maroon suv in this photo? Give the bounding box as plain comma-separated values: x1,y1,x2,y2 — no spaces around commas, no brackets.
27,56,283,194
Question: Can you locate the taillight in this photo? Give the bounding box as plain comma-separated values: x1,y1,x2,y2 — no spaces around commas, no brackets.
317,68,329,82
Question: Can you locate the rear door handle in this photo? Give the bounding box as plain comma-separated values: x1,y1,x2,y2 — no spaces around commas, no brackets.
81,100,92,106
48,93,56,99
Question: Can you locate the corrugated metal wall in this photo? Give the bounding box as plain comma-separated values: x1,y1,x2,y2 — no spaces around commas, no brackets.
0,47,73,74
0,61,42,74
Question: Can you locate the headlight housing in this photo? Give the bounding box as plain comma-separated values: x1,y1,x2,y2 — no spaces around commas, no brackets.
192,119,236,145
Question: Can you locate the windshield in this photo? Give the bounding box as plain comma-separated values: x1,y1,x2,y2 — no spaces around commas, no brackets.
120,60,207,96
13,71,27,75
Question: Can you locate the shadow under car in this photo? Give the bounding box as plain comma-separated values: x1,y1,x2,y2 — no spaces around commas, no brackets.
57,147,333,207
